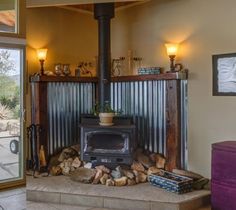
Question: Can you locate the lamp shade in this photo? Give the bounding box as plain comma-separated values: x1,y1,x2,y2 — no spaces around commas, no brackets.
37,48,48,60
165,43,179,56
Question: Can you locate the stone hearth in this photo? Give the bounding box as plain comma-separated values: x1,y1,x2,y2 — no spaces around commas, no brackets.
26,176,210,210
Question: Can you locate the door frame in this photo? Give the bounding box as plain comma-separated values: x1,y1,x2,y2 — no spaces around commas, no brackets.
0,42,26,190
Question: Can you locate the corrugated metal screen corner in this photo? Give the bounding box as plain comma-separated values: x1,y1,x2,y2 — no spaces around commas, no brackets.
46,80,188,168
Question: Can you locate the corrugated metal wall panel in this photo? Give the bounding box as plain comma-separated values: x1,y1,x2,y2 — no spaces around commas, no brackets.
47,82,96,155
46,80,188,168
111,80,166,154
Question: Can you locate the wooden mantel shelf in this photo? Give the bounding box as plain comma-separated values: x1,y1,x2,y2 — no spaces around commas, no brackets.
29,75,98,83
112,71,188,82
29,71,188,83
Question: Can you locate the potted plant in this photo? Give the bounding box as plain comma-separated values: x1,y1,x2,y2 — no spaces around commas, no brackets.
92,101,122,126
99,101,115,126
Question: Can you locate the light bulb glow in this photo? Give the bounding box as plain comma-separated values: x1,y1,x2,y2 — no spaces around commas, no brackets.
165,43,179,56
37,48,48,60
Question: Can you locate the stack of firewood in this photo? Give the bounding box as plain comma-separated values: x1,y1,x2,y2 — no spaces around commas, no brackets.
47,146,209,189
49,147,167,186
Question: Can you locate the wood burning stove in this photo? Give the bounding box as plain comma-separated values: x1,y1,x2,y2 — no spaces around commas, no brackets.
80,117,136,167
80,3,136,168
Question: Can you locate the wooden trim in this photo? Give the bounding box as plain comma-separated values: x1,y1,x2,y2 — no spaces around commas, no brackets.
112,72,187,82
18,0,26,38
30,75,98,83
165,80,182,170
31,82,49,161
0,179,25,190
30,71,188,83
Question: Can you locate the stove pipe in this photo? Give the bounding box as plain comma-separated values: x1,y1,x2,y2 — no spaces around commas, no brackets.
94,3,114,111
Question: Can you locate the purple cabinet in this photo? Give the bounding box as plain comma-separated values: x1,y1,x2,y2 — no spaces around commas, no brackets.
212,141,236,210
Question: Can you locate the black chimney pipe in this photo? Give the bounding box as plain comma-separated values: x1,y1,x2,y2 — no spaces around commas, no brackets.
94,3,114,111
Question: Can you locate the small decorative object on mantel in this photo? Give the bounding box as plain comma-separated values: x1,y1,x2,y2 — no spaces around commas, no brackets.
127,50,143,75
62,64,71,76
112,51,142,76
77,61,94,77
54,63,63,76
133,56,142,75
138,67,163,75
213,53,236,96
75,66,80,77
54,63,71,76
111,57,125,76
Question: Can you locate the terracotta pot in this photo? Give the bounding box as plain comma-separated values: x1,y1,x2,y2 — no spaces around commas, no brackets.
99,112,115,126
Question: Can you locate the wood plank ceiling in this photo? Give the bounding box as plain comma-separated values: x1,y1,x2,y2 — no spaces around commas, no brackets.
0,2,139,27
0,11,15,26
67,1,139,12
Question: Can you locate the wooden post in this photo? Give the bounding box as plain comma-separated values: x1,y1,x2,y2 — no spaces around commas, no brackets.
166,80,181,171
31,81,48,161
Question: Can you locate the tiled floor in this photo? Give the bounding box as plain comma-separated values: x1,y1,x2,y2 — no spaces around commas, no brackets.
0,187,211,210
0,187,26,210
0,188,117,210
27,201,123,210
0,188,110,210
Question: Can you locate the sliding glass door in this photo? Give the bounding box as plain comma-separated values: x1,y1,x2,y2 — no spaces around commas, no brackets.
0,44,25,188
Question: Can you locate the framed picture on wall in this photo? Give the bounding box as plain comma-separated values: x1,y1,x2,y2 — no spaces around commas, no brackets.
213,53,236,96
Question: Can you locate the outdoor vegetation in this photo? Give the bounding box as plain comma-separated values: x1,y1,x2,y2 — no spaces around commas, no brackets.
0,50,20,120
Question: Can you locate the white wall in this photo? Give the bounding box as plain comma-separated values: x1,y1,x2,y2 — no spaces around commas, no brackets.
113,0,236,177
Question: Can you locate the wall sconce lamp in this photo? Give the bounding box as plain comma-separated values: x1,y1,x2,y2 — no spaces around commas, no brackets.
37,48,48,75
165,43,179,72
